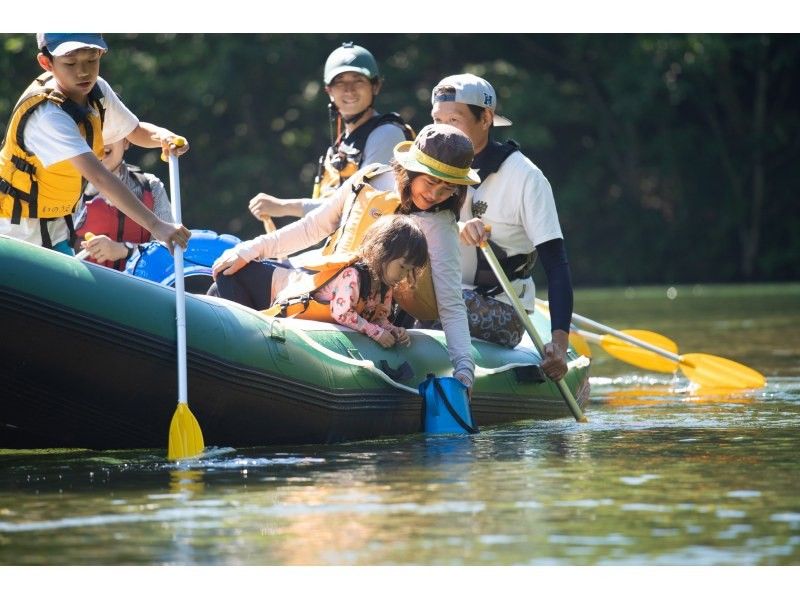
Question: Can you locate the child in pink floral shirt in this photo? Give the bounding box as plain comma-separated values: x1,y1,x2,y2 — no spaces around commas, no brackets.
314,215,428,348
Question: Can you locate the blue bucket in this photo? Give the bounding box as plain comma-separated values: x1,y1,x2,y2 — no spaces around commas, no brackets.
419,374,478,435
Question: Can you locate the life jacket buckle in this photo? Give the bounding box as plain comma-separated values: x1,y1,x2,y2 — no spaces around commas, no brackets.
10,155,36,175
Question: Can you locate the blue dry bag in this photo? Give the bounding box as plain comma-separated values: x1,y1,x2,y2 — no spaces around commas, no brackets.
419,374,478,435
126,229,240,293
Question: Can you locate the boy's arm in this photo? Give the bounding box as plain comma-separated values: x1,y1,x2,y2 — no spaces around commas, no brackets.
70,152,189,249
126,122,190,157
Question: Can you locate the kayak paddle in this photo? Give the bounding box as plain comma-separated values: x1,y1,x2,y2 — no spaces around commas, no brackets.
540,300,766,390
165,138,204,460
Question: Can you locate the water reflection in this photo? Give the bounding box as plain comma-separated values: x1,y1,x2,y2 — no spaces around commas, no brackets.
169,469,205,496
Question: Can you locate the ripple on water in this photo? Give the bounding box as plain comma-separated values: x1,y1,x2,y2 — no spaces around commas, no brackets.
770,512,800,524
716,509,747,519
619,474,659,485
555,498,614,508
716,524,753,539
621,503,672,512
726,490,762,498
548,533,634,546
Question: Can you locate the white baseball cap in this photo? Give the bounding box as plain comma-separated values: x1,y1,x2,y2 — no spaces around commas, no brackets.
36,33,108,57
431,73,512,127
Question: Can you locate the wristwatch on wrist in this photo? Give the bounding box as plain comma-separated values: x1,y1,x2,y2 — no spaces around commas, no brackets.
123,242,135,260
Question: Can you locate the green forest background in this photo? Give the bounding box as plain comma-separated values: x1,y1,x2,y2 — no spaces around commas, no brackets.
2,33,798,287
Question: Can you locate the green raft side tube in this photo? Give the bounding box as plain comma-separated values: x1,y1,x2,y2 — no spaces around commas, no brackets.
0,235,590,449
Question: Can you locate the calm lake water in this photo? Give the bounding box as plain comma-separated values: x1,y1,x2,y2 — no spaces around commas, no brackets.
1,283,798,566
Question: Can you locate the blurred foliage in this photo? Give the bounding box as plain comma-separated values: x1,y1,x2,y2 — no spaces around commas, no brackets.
2,33,798,285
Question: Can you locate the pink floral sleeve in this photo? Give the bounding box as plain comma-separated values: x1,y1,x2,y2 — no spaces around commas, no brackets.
314,267,384,341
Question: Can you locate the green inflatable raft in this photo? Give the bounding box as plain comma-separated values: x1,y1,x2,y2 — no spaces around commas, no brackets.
0,235,591,449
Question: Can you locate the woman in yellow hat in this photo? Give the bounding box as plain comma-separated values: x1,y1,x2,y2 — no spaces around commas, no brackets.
211,123,479,389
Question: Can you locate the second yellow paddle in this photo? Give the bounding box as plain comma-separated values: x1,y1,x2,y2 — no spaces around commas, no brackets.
543,300,766,390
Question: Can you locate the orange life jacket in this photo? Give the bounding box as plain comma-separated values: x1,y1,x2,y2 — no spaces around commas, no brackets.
320,165,440,321
263,253,371,324
321,165,401,256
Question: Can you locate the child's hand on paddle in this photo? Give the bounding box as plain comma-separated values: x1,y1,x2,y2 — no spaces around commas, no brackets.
81,234,128,263
153,222,191,254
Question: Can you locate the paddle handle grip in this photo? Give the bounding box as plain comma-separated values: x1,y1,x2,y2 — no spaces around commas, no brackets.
74,232,95,260
481,236,587,423
161,136,187,162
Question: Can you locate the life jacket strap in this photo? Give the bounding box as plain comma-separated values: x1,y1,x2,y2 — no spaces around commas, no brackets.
10,155,35,174
266,293,314,319
39,218,52,249
474,240,536,297
0,176,35,224
36,214,74,249
473,139,520,189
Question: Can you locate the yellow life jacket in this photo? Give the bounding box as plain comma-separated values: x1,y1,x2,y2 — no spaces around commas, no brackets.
263,253,371,324
321,165,401,256
392,269,439,322
315,112,414,199
0,74,105,222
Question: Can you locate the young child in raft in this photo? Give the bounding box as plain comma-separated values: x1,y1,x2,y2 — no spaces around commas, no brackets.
73,137,173,269
317,214,428,348
212,214,428,349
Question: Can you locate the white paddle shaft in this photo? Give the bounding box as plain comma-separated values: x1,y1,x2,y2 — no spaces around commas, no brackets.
169,153,188,407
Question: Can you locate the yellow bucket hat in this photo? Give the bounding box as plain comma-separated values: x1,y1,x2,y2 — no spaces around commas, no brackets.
393,124,480,186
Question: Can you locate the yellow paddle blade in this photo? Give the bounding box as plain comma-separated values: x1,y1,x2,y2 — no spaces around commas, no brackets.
679,353,766,390
168,403,205,460
569,329,593,357
599,330,679,373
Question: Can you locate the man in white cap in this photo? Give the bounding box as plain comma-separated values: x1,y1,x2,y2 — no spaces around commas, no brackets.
0,33,190,254
431,73,573,382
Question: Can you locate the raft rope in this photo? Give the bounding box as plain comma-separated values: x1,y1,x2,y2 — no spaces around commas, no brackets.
289,326,590,394
291,326,420,394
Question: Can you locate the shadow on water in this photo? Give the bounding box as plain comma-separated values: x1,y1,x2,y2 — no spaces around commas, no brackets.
1,283,799,565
